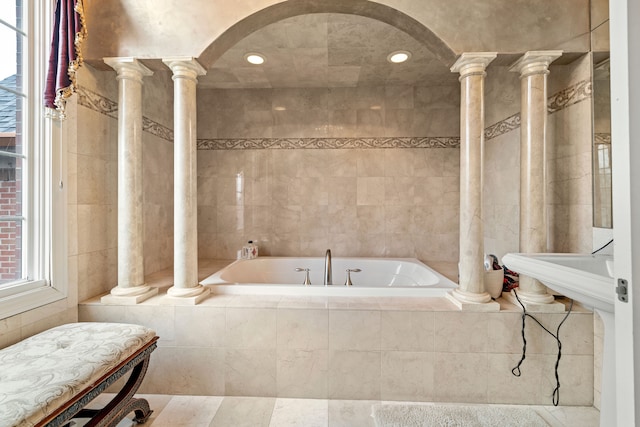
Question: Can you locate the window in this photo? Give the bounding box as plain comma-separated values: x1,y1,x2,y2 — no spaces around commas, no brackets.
0,0,67,319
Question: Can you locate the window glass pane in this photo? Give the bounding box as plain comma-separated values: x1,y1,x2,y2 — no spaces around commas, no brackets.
0,1,23,31
0,0,24,91
0,88,23,155
0,152,23,285
0,219,22,284
0,154,22,216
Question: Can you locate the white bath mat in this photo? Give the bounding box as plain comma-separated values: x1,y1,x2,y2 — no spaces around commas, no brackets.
372,403,548,427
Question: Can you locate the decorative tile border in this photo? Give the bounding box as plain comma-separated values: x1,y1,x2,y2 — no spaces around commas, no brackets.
76,86,117,119
77,86,174,142
196,136,460,150
77,79,592,148
486,79,592,141
484,113,520,140
547,79,592,114
594,133,611,145
143,117,174,141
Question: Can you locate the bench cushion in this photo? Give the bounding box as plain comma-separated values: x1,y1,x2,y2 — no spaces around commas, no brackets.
0,322,156,427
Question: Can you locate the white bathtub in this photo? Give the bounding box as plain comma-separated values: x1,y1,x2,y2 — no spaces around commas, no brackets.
200,257,458,297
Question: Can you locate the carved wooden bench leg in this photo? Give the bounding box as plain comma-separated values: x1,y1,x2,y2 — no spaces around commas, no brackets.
83,352,153,427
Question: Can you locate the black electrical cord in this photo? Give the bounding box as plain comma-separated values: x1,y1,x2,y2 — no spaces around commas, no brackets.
592,238,613,254
510,289,574,406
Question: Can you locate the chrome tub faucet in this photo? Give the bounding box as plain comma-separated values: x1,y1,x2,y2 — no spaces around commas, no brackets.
324,249,332,286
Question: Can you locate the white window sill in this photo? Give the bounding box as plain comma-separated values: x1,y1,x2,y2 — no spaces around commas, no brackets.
0,284,66,320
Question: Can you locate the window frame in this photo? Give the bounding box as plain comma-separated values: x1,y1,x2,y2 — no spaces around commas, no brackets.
0,0,68,320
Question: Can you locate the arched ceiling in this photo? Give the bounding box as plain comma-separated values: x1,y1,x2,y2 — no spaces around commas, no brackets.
198,13,459,89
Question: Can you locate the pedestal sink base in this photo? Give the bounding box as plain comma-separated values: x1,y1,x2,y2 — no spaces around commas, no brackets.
501,253,615,427
596,309,616,427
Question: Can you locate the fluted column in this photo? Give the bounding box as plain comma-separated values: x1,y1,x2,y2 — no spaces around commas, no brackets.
507,51,564,311
102,57,158,304
163,57,210,304
447,53,499,311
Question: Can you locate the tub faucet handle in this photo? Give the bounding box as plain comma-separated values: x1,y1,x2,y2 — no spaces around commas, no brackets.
344,268,361,286
295,268,311,286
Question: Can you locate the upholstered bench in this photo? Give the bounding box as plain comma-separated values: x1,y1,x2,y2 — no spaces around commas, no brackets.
0,322,158,427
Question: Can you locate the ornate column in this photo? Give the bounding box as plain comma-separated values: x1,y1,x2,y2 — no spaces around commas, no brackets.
447,53,499,311
506,51,564,311
102,58,158,304
163,57,210,304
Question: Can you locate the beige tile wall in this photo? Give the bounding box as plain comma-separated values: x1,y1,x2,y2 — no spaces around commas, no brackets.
484,55,598,407
197,148,460,278
197,85,460,279
198,85,460,139
79,297,594,405
547,55,593,253
74,65,175,301
483,56,594,260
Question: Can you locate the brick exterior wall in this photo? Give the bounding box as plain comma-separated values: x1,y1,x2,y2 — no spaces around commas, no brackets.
0,179,21,283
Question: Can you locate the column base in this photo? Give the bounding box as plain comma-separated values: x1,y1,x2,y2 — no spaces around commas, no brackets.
446,289,500,311
162,285,210,305
101,285,158,305
503,289,566,312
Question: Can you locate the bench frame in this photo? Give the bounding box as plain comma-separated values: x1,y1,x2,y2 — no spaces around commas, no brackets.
36,337,159,427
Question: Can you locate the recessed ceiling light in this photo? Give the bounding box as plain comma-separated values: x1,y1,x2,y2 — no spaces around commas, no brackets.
244,53,266,65
387,50,411,64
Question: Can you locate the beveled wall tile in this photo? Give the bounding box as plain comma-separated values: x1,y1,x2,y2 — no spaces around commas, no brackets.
381,311,435,351
356,177,385,206
356,206,385,234
433,352,488,403
175,306,225,348
328,350,381,400
384,177,415,206
329,310,380,351
327,177,357,205
434,312,488,353
487,353,543,404
356,150,385,177
276,348,328,398
225,308,277,349
142,347,225,395
122,305,176,344
487,311,526,354
328,205,357,234
381,351,434,401
77,249,112,303
384,206,414,234
225,348,277,396
277,308,328,350
540,354,593,406
77,155,107,205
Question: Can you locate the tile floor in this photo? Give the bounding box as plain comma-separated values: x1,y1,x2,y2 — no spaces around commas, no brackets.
87,394,600,427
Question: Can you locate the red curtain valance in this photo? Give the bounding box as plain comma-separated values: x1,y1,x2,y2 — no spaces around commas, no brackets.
44,0,87,114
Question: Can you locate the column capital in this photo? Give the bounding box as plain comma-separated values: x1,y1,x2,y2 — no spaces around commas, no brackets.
163,57,207,82
450,52,497,78
509,50,563,78
103,57,153,83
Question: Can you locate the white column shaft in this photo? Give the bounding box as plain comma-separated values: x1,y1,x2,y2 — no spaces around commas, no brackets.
103,57,154,299
510,51,562,303
449,53,497,308
173,73,198,288
163,58,209,300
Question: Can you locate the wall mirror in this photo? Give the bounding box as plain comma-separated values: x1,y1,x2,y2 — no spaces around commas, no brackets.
592,54,612,228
